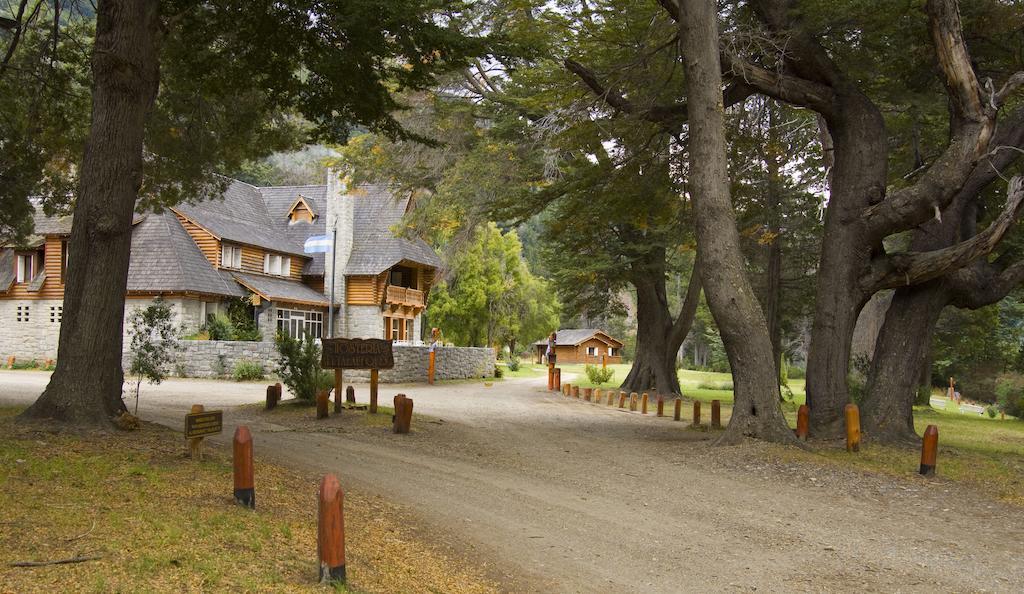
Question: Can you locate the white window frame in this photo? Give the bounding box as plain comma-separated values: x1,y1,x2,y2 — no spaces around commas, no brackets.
276,309,323,339
608,347,615,356
16,253,36,283
586,346,598,356
263,253,291,277
221,244,242,269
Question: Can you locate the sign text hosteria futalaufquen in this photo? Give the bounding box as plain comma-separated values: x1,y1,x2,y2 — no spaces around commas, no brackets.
320,338,395,370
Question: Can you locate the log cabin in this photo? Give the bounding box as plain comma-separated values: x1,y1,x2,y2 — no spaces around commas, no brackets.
533,329,624,365
0,171,440,361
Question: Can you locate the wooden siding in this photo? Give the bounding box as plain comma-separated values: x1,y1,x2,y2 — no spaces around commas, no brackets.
174,212,220,267
224,244,303,281
289,200,315,223
346,276,378,304
304,277,325,294
4,237,65,300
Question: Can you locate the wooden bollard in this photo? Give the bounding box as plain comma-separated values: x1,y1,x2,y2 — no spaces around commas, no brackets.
547,365,554,391
554,368,561,391
711,400,721,428
618,391,626,408
607,390,615,405
796,404,809,440
265,385,278,410
317,473,346,584
920,424,938,476
5,355,14,369
428,351,436,385
572,385,580,399
641,393,649,414
233,426,255,509
594,388,602,403
562,382,569,396
316,389,329,419
845,403,861,453
346,385,355,404
674,398,681,421
692,401,701,426
657,395,665,417
629,392,638,411
275,383,283,402
393,394,413,434
584,387,592,401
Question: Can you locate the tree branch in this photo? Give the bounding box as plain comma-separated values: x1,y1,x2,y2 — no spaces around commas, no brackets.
720,53,836,115
862,176,1024,292
948,258,1024,309
667,256,702,352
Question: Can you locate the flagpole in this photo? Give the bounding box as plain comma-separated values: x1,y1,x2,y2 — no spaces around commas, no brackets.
328,222,337,338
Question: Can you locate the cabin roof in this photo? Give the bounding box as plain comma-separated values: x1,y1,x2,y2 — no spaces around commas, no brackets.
345,183,441,275
230,271,331,307
0,249,14,293
533,329,624,348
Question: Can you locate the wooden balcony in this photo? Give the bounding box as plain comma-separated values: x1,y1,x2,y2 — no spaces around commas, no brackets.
385,285,425,308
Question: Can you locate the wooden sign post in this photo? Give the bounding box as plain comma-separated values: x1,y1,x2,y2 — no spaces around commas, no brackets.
334,369,343,413
185,406,223,460
321,338,395,416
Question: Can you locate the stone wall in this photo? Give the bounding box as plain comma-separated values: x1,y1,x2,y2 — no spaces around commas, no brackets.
121,340,495,382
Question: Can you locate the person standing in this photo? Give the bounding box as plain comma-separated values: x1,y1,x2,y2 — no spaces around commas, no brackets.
546,332,557,367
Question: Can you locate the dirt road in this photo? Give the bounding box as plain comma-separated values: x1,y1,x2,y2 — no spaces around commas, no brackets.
2,370,1022,592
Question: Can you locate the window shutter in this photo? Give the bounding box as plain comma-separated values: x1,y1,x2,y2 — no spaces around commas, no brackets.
264,253,271,274
282,257,291,276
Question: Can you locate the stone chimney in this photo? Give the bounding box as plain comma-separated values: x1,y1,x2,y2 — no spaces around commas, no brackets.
325,167,353,337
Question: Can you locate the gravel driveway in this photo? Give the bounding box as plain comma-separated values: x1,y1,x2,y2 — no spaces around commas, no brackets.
2,370,1022,593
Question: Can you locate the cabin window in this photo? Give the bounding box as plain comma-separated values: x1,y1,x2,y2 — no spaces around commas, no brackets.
405,319,414,342
391,318,401,340
16,305,30,322
15,253,38,283
50,306,62,323
221,244,242,269
276,309,322,339
586,346,598,356
263,253,292,277
608,347,617,357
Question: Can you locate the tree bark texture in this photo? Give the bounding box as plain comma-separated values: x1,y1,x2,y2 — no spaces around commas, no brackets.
678,0,796,444
620,248,702,396
20,0,161,426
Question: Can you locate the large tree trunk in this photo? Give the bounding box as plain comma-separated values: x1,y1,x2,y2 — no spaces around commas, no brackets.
19,0,161,427
862,281,947,443
804,96,887,438
678,0,795,444
620,248,701,396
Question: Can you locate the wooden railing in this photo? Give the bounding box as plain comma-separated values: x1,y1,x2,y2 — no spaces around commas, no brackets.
385,285,425,307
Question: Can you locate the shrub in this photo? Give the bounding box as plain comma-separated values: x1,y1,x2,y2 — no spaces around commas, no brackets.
506,358,521,372
585,364,614,386
995,373,1024,418
915,386,932,406
233,326,263,342
788,365,806,379
233,360,266,382
204,314,235,341
275,332,327,401
11,359,39,370
127,297,179,414
987,406,998,418
494,365,504,379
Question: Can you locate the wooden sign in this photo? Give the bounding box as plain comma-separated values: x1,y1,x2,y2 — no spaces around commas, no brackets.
321,338,394,370
185,409,223,438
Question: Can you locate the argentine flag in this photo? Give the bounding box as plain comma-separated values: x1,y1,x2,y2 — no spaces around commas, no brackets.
304,234,332,254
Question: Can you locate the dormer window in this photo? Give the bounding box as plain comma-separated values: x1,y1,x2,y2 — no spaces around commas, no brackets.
15,252,40,283
263,253,291,276
221,244,242,269
287,195,317,224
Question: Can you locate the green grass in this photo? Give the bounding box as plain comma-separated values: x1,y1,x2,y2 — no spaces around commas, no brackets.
498,362,549,378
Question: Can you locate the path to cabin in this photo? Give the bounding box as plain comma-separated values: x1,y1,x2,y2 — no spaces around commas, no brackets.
2,369,1021,593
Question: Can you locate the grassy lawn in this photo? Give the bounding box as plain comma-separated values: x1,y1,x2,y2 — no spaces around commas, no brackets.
497,362,549,379
0,407,496,594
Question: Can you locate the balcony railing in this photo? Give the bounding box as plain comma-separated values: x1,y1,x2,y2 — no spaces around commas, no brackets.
385,285,425,308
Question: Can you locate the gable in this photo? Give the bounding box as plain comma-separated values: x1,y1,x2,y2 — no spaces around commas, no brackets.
287,195,317,224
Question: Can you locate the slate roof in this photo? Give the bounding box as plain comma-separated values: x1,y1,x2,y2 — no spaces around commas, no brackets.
230,271,331,306
174,180,308,257
126,212,246,297
0,249,14,293
533,329,623,347
345,184,442,275
258,184,328,275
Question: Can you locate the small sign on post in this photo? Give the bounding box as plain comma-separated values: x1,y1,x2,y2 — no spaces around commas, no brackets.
185,406,222,460
321,338,394,415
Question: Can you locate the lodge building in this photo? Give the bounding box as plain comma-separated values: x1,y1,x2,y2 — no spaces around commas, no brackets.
0,171,441,361
533,329,624,365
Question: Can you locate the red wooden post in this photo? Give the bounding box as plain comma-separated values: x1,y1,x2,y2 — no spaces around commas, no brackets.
547,365,554,391
692,401,701,426
275,383,283,403
554,368,561,391
572,385,580,399
629,392,638,411
393,394,414,434
188,404,205,460
796,405,810,440
711,400,721,428
641,392,649,414
233,426,255,509
673,398,681,421
346,385,355,404
334,370,343,413
657,395,665,417
845,403,861,453
618,391,627,408
265,385,278,410
428,351,436,385
318,474,346,584
316,389,329,419
602,354,607,369
920,424,938,476
607,390,615,406
584,387,592,401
